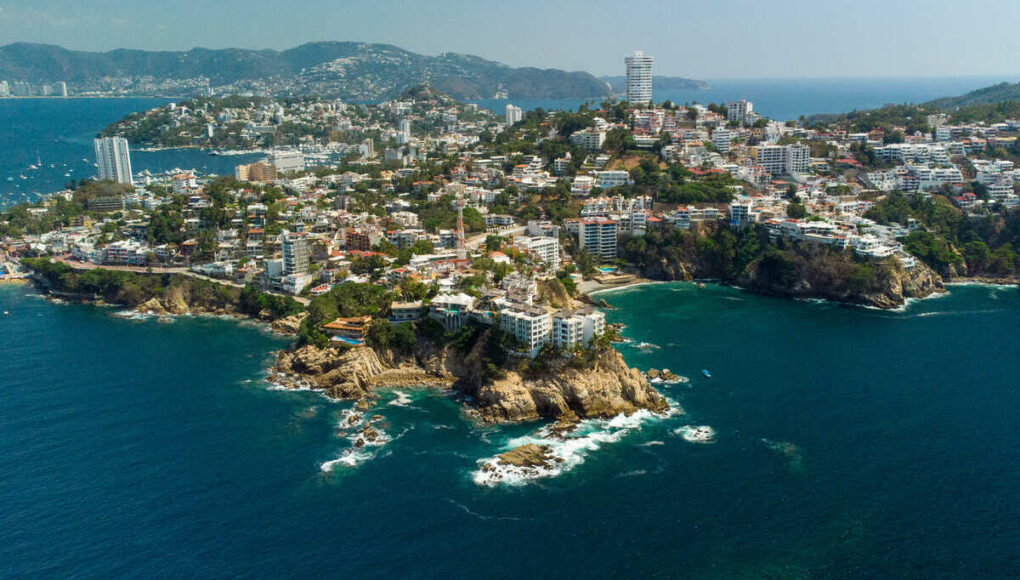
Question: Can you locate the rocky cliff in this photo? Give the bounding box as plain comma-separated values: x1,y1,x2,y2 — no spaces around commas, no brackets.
271,328,669,424
742,258,945,308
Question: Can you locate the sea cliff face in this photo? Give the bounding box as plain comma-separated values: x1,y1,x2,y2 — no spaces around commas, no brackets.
271,328,669,424
640,248,945,309
742,259,945,308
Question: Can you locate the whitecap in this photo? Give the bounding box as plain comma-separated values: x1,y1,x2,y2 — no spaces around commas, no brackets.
472,409,668,487
638,440,665,447
630,341,660,351
674,425,716,444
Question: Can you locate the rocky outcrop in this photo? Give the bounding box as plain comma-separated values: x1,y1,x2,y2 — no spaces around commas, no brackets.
493,444,555,468
273,345,387,399
270,312,307,335
468,348,669,424
271,329,670,424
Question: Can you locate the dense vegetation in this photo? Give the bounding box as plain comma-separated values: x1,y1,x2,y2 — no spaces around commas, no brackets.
865,192,1020,277
621,223,894,302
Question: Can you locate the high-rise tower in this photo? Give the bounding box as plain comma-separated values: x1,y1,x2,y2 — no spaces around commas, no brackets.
93,137,133,184
624,50,654,105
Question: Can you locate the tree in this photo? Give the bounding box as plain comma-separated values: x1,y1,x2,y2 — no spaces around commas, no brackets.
786,202,808,219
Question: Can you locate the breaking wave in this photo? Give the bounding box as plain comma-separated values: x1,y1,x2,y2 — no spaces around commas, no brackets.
471,409,669,487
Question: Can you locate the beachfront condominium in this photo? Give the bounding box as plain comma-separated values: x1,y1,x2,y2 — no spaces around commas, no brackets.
578,218,618,260
625,50,654,105
506,104,523,127
281,230,309,275
93,137,133,184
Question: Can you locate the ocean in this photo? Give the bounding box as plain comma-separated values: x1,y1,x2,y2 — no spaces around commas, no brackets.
472,75,1014,121
1,282,1018,578
0,97,263,208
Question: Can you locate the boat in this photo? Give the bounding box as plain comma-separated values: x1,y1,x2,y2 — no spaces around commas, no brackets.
702,369,712,378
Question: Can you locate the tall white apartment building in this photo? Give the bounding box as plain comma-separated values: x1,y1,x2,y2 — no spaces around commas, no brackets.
757,144,810,175
578,218,618,260
267,150,305,173
505,104,523,127
727,100,755,124
499,304,551,357
397,118,412,144
93,137,133,184
281,230,309,275
551,307,606,349
514,236,561,272
624,50,654,104
712,127,737,153
569,129,606,152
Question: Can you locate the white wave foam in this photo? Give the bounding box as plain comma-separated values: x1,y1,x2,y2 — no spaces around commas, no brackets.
638,440,665,447
674,425,716,444
472,409,668,487
631,341,660,351
113,310,155,320
388,390,413,407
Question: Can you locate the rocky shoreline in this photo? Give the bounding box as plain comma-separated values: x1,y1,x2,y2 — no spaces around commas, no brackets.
270,327,670,426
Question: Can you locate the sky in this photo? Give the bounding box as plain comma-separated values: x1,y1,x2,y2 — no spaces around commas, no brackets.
2,0,1020,79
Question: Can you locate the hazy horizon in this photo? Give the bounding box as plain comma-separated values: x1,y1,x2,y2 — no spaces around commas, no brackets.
3,0,1020,79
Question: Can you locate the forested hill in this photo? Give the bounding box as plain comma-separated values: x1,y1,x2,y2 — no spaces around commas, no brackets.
925,81,1020,109
0,41,611,101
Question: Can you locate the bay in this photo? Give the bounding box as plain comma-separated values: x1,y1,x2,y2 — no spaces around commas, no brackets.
0,97,263,208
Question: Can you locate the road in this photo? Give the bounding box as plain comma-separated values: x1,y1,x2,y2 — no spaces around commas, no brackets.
48,255,310,305
466,226,525,249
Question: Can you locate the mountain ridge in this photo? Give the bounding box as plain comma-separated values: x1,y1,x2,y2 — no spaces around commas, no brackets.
0,41,619,101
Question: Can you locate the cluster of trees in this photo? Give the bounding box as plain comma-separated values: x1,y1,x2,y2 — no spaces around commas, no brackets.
237,285,304,319
298,282,394,347
414,195,485,233
621,224,890,302
22,258,240,310
865,191,1020,277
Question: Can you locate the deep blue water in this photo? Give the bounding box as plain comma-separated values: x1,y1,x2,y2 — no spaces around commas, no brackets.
0,98,262,207
474,75,1014,121
1,282,1018,578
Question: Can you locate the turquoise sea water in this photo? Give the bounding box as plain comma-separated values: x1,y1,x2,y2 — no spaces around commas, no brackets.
1,282,1018,578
